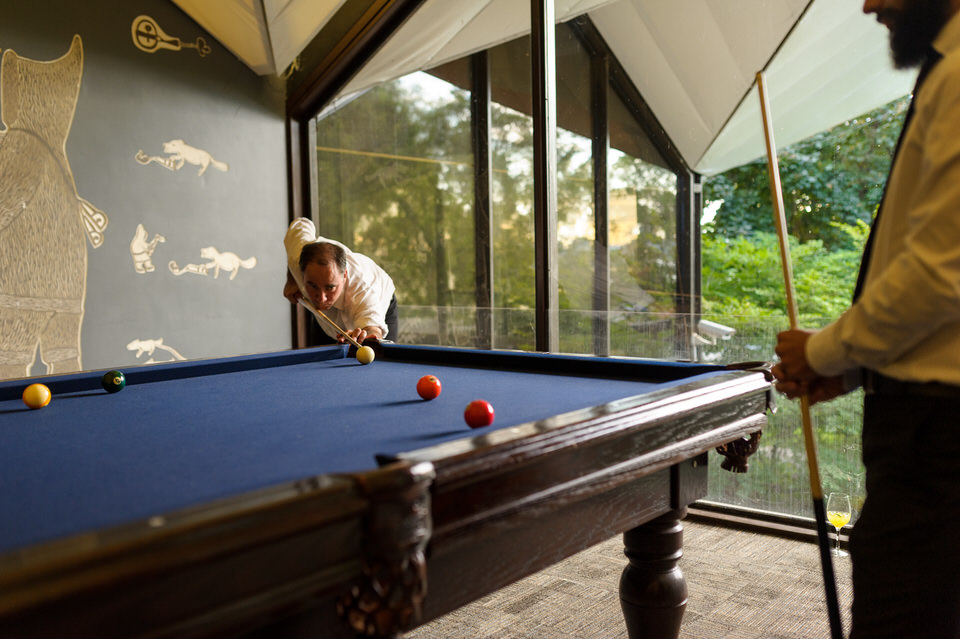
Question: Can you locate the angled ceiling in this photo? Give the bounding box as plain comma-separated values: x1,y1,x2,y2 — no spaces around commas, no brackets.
173,0,917,175
171,0,348,76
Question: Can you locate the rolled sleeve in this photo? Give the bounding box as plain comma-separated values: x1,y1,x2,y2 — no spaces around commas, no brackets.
284,217,317,291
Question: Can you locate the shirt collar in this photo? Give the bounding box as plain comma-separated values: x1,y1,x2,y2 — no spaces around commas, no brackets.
933,10,960,58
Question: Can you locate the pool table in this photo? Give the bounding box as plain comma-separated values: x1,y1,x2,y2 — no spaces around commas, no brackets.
0,343,771,638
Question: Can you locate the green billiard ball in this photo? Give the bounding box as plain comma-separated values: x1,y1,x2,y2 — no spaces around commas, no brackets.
101,370,126,393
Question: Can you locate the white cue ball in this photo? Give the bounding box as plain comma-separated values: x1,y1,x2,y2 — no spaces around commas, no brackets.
356,345,376,365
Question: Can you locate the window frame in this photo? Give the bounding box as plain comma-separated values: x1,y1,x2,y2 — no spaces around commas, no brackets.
285,2,702,355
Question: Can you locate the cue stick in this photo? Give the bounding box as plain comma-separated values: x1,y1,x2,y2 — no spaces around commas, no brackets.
297,298,364,349
756,71,844,639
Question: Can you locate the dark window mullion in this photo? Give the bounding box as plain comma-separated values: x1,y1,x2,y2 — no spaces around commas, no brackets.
531,0,559,352
592,53,610,357
471,52,494,350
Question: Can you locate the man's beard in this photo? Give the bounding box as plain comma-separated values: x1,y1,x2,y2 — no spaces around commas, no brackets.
886,0,951,68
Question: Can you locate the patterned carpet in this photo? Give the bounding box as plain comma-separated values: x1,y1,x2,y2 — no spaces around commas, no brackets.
409,517,853,638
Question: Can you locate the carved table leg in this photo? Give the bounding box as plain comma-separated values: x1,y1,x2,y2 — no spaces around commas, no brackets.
337,462,434,638
619,508,687,639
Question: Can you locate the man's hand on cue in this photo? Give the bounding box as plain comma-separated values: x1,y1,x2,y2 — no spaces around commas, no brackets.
776,375,846,405
772,328,817,382
340,326,383,344
340,328,368,344
772,328,846,405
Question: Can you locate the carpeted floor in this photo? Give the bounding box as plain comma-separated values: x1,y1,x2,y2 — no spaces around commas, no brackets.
409,518,852,638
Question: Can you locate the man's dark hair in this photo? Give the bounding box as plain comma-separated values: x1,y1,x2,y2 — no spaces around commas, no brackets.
299,242,347,274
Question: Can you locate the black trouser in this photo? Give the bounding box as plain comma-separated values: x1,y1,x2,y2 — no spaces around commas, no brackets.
850,389,960,638
313,294,398,344
384,293,398,340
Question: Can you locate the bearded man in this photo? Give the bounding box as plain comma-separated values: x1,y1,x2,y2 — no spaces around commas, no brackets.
773,2,960,637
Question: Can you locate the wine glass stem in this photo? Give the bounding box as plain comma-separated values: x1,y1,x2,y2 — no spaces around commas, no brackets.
835,528,841,555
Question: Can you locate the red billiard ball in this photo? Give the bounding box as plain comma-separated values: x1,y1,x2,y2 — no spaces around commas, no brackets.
416,375,442,400
464,399,494,428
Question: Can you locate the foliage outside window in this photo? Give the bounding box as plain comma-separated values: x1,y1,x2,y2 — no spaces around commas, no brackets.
311,17,909,524
314,24,680,357
700,96,909,519
315,70,477,345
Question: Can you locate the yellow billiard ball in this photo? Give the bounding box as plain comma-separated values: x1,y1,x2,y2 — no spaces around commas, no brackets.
356,345,376,365
22,383,52,410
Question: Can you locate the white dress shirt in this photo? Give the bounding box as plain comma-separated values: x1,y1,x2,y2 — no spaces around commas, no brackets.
284,217,396,339
807,12,960,385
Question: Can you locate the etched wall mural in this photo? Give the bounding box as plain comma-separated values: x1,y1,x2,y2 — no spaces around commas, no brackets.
131,15,210,59
169,246,257,280
129,222,257,281
126,337,185,364
135,139,229,176
130,223,166,273
0,36,107,378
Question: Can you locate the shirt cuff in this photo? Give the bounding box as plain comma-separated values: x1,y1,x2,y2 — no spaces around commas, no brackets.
805,322,851,378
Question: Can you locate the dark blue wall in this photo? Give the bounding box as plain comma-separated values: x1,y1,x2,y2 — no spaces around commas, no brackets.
0,0,290,377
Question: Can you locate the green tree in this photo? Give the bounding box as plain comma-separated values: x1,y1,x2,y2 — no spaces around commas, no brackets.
702,231,866,322
315,81,476,314
705,96,908,250
699,99,904,517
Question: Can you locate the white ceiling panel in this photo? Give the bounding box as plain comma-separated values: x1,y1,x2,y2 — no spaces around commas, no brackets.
695,0,915,174
337,0,494,97
173,0,275,74
590,0,808,173
337,0,619,98
172,0,343,75
263,0,347,73
172,0,917,174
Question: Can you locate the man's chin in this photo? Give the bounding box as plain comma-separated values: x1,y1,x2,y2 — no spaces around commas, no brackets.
888,0,951,68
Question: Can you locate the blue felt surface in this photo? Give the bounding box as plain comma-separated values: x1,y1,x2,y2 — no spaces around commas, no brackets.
0,346,726,554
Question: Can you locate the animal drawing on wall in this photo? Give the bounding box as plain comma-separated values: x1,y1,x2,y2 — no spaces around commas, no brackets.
130,223,166,273
131,15,210,59
0,36,108,379
169,246,257,280
126,337,185,364
135,140,228,176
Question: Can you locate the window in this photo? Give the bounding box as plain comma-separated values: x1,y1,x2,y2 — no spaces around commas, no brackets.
608,85,680,359
312,21,688,356
314,65,477,345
